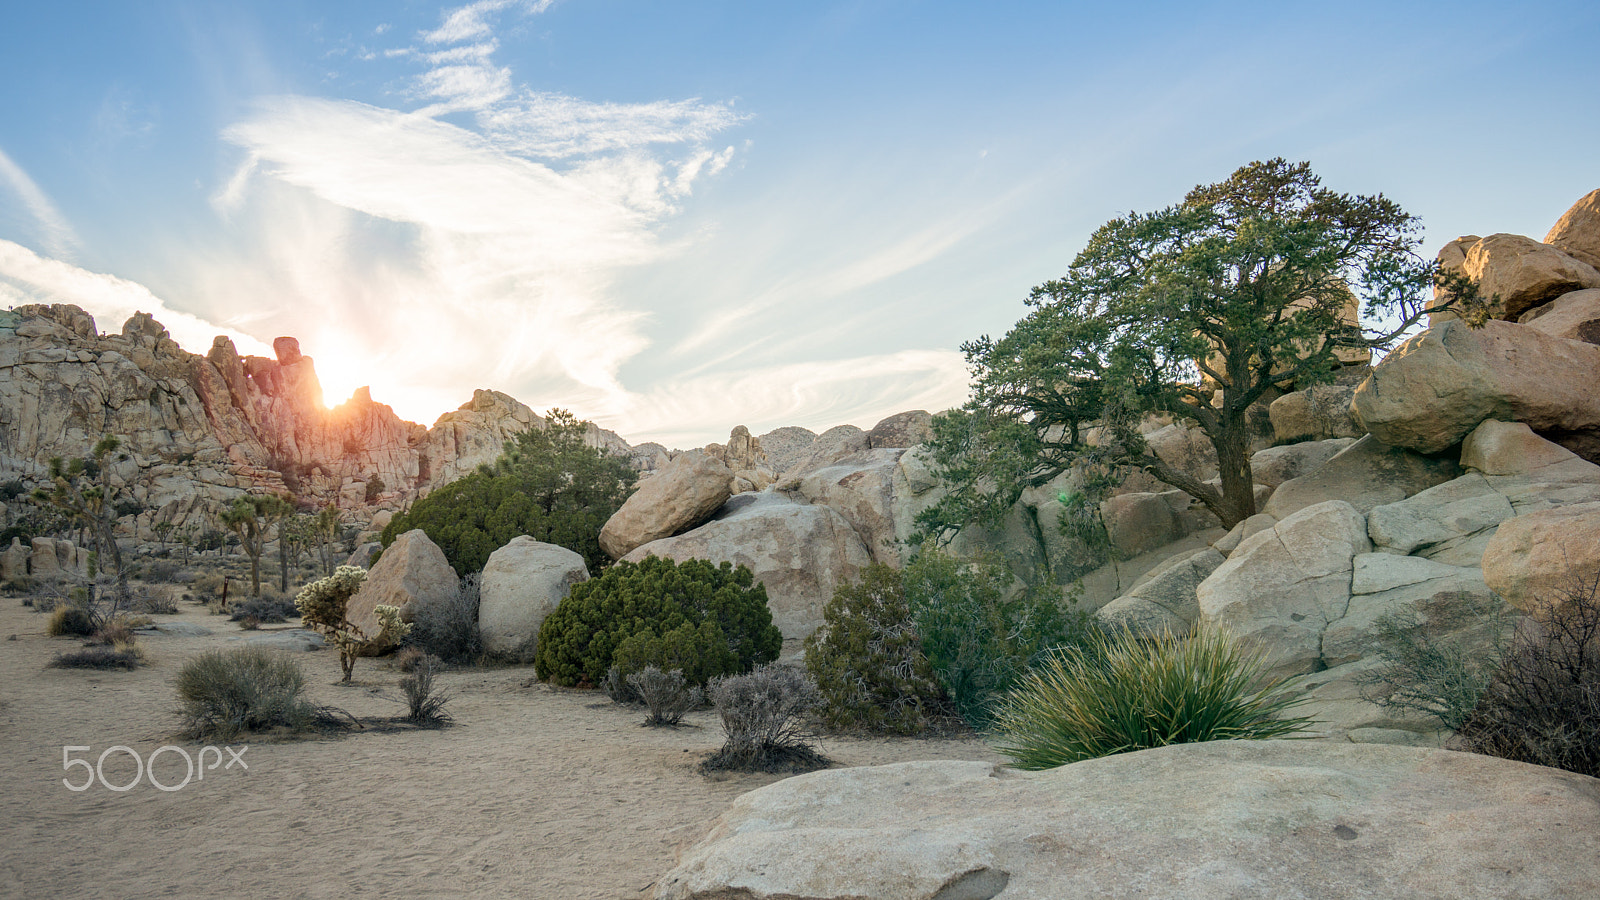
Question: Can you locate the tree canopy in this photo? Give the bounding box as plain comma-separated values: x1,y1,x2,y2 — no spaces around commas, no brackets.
919,159,1483,539
382,409,637,574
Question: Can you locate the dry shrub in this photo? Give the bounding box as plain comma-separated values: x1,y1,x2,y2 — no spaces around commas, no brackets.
176,647,319,739
1460,568,1600,777
143,560,181,583
700,664,828,774
603,665,635,704
93,618,137,647
408,573,481,664
229,594,297,624
47,605,96,637
191,571,227,599
395,645,426,673
130,589,178,615
626,666,702,727
50,644,141,670
399,654,451,725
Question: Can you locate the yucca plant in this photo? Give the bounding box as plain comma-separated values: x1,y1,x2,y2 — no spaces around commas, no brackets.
993,626,1311,769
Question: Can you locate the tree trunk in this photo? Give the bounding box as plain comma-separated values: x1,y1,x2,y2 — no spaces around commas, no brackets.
1212,414,1257,531
279,534,290,594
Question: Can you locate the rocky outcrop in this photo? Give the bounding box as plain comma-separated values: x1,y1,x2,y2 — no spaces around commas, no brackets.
0,305,636,536
1519,287,1600,344
1482,502,1600,615
1365,473,1516,566
1267,383,1362,443
0,537,27,581
622,493,872,641
599,450,732,560
1095,547,1225,636
704,426,774,493
477,537,589,657
1352,319,1600,461
1197,500,1371,679
796,449,905,566
865,410,933,449
1099,492,1184,558
656,742,1600,900
754,426,817,474
1260,435,1458,520
1322,554,1499,668
779,425,869,479
344,529,459,651
1544,188,1600,270
418,389,545,488
1248,437,1354,491
1438,233,1600,322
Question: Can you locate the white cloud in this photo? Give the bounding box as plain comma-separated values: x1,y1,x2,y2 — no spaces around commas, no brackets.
0,147,81,260
175,0,968,444
421,0,556,45
0,239,272,357
478,93,748,159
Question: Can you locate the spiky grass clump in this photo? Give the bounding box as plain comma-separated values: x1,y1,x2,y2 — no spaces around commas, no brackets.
399,654,452,726
993,627,1311,769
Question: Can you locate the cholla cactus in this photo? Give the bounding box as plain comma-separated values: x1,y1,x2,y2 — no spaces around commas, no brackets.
295,566,408,682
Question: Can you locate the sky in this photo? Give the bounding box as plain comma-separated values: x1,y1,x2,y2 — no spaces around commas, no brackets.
1,1,1597,448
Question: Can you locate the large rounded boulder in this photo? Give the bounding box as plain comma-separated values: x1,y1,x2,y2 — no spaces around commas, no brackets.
477,536,590,657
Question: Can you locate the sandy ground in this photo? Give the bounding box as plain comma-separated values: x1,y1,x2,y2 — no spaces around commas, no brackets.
0,594,1001,900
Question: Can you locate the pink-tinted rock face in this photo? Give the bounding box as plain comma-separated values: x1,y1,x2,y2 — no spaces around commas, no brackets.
0,304,615,531
272,335,302,366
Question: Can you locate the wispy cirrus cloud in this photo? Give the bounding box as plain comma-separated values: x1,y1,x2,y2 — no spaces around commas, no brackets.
0,147,82,261
183,0,974,444
421,0,554,45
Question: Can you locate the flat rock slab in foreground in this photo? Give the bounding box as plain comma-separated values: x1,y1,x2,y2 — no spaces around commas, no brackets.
656,741,1600,900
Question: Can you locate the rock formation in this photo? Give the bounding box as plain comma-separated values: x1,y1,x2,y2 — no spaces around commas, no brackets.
599,450,733,560
657,742,1600,900
620,493,872,641
0,304,633,537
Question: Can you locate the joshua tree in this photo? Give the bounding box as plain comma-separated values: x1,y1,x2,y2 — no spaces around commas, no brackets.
221,494,294,598
32,436,133,611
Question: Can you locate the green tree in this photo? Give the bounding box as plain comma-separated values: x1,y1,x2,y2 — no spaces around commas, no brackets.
32,436,134,610
312,504,342,575
382,409,636,574
920,159,1485,537
221,494,293,598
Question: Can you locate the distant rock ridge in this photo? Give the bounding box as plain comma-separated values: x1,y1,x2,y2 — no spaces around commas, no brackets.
0,303,632,533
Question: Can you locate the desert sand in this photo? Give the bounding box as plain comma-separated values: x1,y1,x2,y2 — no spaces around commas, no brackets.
0,597,999,899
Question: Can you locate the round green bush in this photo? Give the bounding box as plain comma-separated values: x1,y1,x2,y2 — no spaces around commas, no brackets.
534,556,780,687
804,564,948,735
993,627,1312,769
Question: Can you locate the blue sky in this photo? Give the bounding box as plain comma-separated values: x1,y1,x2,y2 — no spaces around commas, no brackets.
2,1,1597,447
